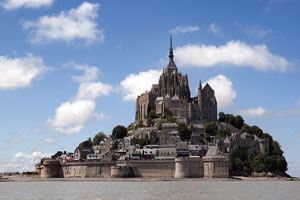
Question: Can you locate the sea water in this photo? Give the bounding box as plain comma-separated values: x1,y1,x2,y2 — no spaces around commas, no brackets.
0,180,299,200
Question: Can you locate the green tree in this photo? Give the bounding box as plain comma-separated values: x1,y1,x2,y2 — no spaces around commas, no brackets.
148,109,158,119
233,140,288,175
134,121,145,129
218,112,225,122
177,123,192,141
165,108,173,117
201,132,211,142
271,141,283,156
225,114,235,126
204,121,218,136
240,124,250,133
139,136,150,146
131,136,150,147
214,127,231,139
93,132,106,145
112,125,128,139
232,146,250,174
235,115,244,129
250,125,263,137
261,133,273,141
164,108,176,122
241,124,263,138
79,137,93,148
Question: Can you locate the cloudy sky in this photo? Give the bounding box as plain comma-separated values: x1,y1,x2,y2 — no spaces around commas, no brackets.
0,0,299,177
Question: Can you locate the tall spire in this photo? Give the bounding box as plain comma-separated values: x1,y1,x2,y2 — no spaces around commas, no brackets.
168,34,174,59
166,34,177,70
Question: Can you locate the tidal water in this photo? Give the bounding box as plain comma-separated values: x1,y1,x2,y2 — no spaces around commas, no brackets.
0,180,299,200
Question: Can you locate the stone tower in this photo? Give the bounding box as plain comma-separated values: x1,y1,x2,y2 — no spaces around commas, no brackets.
157,35,191,102
135,36,217,123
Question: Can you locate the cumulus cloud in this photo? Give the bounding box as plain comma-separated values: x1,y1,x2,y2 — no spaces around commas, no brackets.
2,0,54,10
170,25,199,34
0,54,49,89
47,65,112,135
174,40,292,72
204,74,236,109
47,100,96,135
239,106,267,117
71,64,99,83
120,69,162,101
23,2,103,44
0,151,51,173
76,82,112,100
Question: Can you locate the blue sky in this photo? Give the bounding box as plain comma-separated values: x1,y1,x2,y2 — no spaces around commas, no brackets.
0,0,300,177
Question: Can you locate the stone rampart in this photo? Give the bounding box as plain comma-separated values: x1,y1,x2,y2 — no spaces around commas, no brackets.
61,161,114,178
40,158,211,179
129,160,175,178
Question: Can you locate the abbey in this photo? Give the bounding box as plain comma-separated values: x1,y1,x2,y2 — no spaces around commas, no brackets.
136,36,217,124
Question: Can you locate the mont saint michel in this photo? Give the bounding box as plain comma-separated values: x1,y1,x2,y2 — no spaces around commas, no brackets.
34,37,288,180
1,1,300,200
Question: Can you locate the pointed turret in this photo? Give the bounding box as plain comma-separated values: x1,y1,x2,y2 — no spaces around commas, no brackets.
198,80,202,90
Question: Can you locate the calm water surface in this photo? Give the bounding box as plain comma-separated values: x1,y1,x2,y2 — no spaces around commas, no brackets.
0,180,299,200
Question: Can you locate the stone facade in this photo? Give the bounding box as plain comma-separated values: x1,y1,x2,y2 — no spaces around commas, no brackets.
135,36,217,124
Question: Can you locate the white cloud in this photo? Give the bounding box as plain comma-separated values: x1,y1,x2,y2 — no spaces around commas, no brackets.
0,54,49,89
47,65,112,135
297,100,300,106
23,2,103,44
205,74,236,109
0,151,51,173
47,100,95,135
239,106,267,117
209,23,221,36
295,131,300,136
76,82,112,100
2,0,54,10
244,24,272,38
120,69,162,101
174,40,292,72
72,64,99,83
170,25,199,34
39,137,56,144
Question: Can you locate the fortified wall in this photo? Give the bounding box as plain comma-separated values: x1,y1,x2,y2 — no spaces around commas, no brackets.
37,157,229,179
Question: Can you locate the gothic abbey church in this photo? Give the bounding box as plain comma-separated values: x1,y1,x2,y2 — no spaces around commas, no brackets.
136,37,217,124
